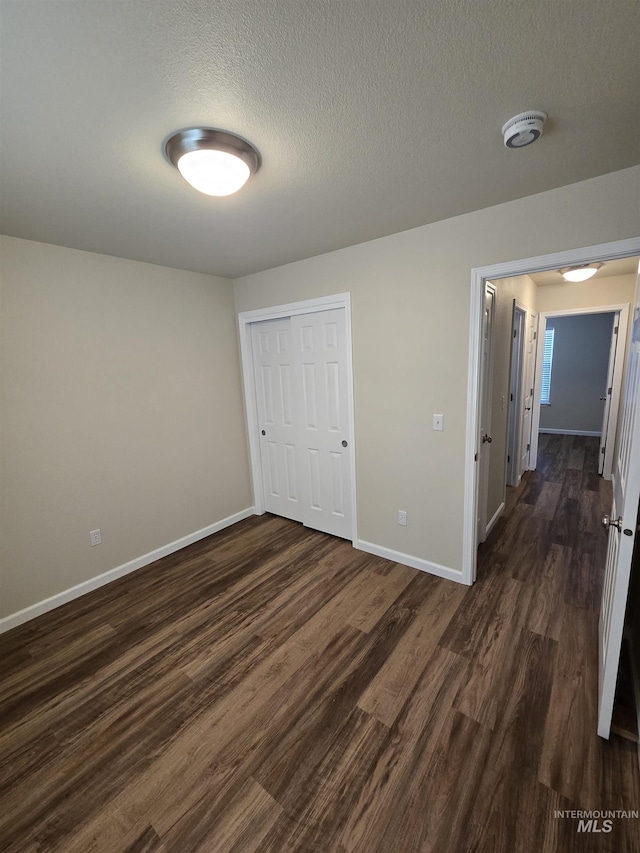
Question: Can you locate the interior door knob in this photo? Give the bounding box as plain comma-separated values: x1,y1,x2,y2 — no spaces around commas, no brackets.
601,514,622,532
482,434,492,443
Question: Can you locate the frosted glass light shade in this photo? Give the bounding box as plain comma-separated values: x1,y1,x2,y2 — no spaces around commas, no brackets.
177,149,251,196
560,264,602,282
164,128,261,197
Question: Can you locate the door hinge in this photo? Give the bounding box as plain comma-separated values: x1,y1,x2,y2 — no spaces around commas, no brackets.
513,329,517,338
510,393,513,402
608,386,612,395
614,325,619,334
601,446,606,455
533,331,537,340
530,388,533,396
507,454,510,463
527,443,530,451
474,452,478,462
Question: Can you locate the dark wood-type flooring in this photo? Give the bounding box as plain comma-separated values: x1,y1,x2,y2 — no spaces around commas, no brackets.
1,434,639,852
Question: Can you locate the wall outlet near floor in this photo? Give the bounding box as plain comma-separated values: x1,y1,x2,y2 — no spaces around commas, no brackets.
398,510,407,526
90,529,102,546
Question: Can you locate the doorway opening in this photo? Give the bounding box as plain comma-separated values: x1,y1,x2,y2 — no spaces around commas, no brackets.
466,243,640,741
464,238,640,585
530,306,628,481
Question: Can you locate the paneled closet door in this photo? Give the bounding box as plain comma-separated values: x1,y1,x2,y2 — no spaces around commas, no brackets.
293,309,352,539
251,318,302,522
251,309,353,540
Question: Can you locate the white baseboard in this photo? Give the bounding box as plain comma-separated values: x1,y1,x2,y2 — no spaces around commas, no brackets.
538,429,601,436
356,539,467,586
0,507,256,635
485,501,505,538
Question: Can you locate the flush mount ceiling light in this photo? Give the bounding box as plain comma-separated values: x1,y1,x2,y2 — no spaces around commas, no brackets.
502,110,548,148
164,128,261,196
559,263,603,282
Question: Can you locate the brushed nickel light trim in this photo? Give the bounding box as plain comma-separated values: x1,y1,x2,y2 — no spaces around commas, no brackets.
164,128,261,196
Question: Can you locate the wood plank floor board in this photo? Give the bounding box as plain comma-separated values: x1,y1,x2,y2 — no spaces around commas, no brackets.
518,469,546,506
566,534,601,612
568,445,586,470
452,576,534,730
508,513,553,584
358,577,466,726
534,480,563,520
450,628,558,853
123,825,168,853
252,577,432,808
539,602,603,808
160,775,282,853
437,552,508,658
337,645,470,853
562,466,586,501
1,436,638,852
526,542,571,641
550,496,580,548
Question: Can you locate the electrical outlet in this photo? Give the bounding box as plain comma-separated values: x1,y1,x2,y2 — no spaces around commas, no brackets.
433,414,444,431
398,510,407,526
90,529,102,546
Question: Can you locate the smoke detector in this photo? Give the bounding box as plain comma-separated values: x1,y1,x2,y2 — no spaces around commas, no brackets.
502,111,548,148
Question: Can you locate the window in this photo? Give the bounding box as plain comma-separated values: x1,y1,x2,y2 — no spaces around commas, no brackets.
540,327,555,405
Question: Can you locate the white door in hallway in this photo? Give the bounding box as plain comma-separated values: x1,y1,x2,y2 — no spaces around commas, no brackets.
598,263,640,738
251,309,353,539
520,311,537,475
477,283,496,544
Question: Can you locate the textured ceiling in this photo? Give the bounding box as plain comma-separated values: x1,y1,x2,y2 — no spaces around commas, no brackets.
1,0,639,279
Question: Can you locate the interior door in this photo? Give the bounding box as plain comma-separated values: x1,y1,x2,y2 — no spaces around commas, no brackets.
599,313,619,476
598,264,640,738
477,283,496,544
251,309,353,540
293,309,352,539
251,318,302,522
520,311,537,475
507,305,525,487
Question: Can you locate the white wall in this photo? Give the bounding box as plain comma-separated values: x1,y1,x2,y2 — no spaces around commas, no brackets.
1,237,253,620
540,313,614,433
233,166,640,577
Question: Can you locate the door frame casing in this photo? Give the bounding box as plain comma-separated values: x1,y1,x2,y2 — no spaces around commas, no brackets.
463,237,640,585
530,305,629,478
238,292,358,546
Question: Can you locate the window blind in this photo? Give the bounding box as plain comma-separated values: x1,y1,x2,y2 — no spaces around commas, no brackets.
540,327,554,405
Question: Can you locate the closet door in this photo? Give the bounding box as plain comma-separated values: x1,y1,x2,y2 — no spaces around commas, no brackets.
251,318,302,522
294,309,352,539
251,308,353,540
